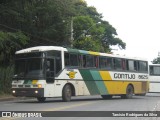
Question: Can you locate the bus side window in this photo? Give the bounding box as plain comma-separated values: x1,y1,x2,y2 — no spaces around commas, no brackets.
86,55,94,67
138,61,148,72
83,55,86,67
152,66,160,75
122,59,126,70
99,57,105,68
70,53,78,66
126,60,129,70
56,57,61,74
134,61,138,71
78,55,83,67
94,56,99,68
114,58,122,70
150,66,153,75
128,60,134,71
65,52,70,66
106,57,112,69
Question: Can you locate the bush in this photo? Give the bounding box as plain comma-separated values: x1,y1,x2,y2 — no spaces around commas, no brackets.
0,65,14,94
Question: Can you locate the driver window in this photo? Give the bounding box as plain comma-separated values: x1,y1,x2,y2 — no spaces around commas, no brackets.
46,59,54,76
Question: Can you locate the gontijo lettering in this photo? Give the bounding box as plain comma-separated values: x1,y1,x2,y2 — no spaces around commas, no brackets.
114,73,135,79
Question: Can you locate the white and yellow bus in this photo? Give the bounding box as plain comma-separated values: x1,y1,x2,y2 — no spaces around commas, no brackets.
149,64,160,93
12,46,149,102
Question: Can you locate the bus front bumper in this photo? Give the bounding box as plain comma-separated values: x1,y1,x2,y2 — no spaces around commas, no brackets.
11,88,44,97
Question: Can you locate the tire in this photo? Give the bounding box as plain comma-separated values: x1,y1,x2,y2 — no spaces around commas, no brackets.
37,97,46,102
121,85,134,99
62,84,72,102
101,95,112,99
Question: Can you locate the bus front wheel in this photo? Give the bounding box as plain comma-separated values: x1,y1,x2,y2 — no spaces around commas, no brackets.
121,85,134,99
37,97,46,102
62,84,72,102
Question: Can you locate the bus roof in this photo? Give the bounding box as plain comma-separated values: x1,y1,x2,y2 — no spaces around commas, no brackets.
16,46,64,54
149,64,160,66
16,46,147,61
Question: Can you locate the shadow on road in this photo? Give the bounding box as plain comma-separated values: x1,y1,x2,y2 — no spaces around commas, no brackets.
13,95,148,104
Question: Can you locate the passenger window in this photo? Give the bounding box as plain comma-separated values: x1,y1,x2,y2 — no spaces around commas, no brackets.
78,55,83,67
106,57,112,69
152,66,160,75
127,60,138,71
65,53,70,66
64,52,79,67
134,61,138,71
128,60,134,71
122,59,126,70
70,54,78,66
99,57,112,69
113,58,122,70
86,55,94,67
99,57,106,68
149,66,153,75
83,55,86,67
94,56,99,68
138,61,147,72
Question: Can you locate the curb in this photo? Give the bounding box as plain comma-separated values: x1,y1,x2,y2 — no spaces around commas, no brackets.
0,96,34,102
0,97,16,102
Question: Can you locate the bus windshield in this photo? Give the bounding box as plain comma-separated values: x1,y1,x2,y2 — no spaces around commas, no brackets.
14,57,45,79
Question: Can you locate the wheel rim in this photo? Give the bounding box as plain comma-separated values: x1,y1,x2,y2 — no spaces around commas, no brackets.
66,87,71,98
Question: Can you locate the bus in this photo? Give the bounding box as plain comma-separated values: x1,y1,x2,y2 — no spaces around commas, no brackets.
149,64,160,93
12,46,149,102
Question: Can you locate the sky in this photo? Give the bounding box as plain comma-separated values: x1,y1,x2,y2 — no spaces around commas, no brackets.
86,0,160,62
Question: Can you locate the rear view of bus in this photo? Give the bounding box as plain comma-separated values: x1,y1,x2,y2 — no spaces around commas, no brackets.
149,64,160,93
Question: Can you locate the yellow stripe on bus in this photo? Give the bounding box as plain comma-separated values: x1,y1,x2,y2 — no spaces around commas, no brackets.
99,71,146,94
89,51,100,56
99,71,112,80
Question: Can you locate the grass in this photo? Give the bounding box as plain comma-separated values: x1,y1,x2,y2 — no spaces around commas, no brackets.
0,92,12,98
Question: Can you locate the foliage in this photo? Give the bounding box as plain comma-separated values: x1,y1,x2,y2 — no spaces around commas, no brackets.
0,31,29,94
0,65,14,94
152,57,160,64
0,0,126,51
0,31,29,66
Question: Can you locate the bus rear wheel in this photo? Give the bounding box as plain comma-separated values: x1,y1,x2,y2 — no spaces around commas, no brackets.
121,85,134,99
62,84,72,102
37,97,46,102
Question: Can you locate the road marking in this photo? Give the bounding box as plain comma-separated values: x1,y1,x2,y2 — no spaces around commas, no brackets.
43,101,97,111
153,101,160,111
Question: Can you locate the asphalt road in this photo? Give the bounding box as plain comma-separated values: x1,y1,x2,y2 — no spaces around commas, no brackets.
0,93,160,120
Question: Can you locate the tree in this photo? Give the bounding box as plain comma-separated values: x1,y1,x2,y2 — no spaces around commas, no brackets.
0,31,29,94
0,31,29,67
72,1,126,52
0,0,126,51
152,57,160,64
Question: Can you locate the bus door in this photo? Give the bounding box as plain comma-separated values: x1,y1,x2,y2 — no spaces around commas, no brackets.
45,58,56,96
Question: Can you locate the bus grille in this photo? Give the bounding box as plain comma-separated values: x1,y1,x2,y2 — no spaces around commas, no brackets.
25,85,31,88
18,85,23,88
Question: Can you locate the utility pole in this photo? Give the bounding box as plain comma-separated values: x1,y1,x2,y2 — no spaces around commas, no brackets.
70,17,74,48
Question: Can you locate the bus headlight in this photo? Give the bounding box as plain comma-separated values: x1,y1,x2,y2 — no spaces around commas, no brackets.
12,90,16,93
35,90,38,94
